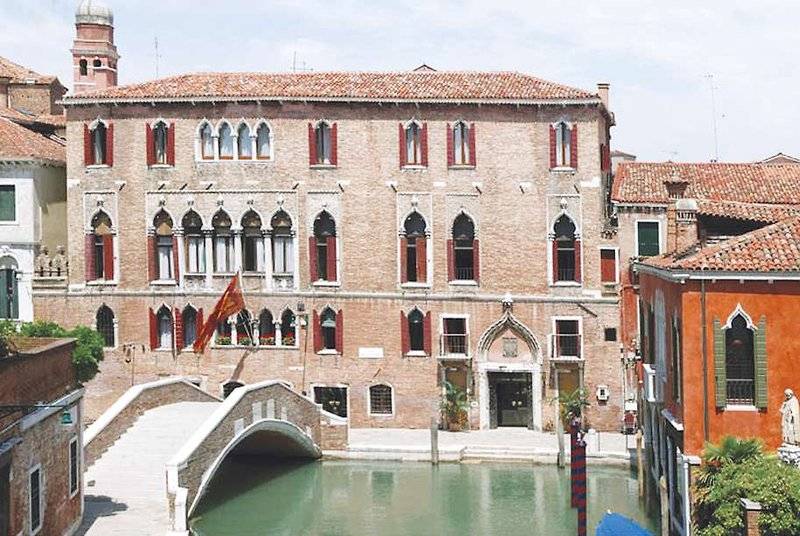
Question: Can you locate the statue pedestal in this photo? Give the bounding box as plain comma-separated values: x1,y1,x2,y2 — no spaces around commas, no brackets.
778,444,800,467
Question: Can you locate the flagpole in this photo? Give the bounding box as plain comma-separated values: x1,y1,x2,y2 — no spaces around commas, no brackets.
237,270,256,344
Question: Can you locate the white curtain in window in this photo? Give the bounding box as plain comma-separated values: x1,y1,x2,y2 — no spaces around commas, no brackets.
238,124,252,158
158,313,172,349
405,125,417,164
187,235,205,273
556,123,570,167
272,235,294,273
215,236,231,272
257,125,271,158
154,124,167,164
201,125,214,158
454,123,469,164
219,124,234,158
157,237,173,279
93,127,105,164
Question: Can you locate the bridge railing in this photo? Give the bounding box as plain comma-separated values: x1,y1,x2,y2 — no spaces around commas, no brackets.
165,380,348,533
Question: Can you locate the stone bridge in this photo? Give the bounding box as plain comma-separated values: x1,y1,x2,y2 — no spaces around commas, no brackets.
165,380,348,533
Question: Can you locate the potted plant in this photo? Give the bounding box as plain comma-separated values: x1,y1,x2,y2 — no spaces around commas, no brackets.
441,380,470,431
259,335,275,346
557,388,589,430
282,335,295,347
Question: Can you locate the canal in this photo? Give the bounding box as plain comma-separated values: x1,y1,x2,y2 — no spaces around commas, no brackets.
191,459,659,535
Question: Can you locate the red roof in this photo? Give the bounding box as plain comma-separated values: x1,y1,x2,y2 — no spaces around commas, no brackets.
612,162,800,206
64,71,598,104
696,200,800,224
0,117,65,163
0,55,56,84
643,215,800,273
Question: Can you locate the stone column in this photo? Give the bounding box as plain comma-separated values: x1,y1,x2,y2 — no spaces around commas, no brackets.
263,232,272,291
233,230,243,273
275,320,283,347
176,230,185,288
203,231,213,287
230,316,237,346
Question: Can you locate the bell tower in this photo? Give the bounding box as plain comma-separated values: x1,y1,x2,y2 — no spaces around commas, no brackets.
71,0,119,94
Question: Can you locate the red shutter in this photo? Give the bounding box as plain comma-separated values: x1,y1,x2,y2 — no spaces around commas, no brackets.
468,123,477,167
149,308,158,350
146,123,154,166
196,308,204,338
574,238,582,283
335,309,343,354
399,237,408,283
398,123,406,168
172,235,180,280
400,311,410,355
600,249,616,283
84,124,94,166
85,233,95,281
330,122,338,166
106,123,114,167
472,239,480,283
420,122,428,167
446,123,454,167
308,236,318,282
308,123,317,166
423,311,432,356
416,237,427,283
446,239,455,282
570,124,578,169
326,236,337,282
552,239,559,282
312,310,321,352
147,234,157,282
174,307,184,350
102,234,114,280
549,125,557,169
167,122,176,166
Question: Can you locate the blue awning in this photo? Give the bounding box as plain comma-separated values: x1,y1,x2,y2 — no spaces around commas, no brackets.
595,513,653,536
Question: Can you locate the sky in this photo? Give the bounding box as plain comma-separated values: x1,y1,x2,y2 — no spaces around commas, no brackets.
1,0,798,163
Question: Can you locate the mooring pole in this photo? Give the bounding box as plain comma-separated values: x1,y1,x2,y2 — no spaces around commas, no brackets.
571,421,587,536
430,417,439,465
636,428,645,498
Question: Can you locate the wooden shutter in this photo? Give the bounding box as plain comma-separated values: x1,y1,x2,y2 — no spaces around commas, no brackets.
472,239,480,283
398,123,406,168
145,123,154,166
423,311,432,356
167,122,176,166
446,123,454,167
574,239,581,283
420,122,428,167
401,311,410,355
312,310,321,353
149,308,158,350
106,123,114,167
569,124,578,169
446,239,455,282
196,308,204,338
326,236,337,282
600,249,617,283
172,235,180,280
335,309,343,354
102,234,114,280
399,237,408,283
416,237,427,283
754,316,768,409
147,235,157,282
174,307,184,350
549,125,557,169
85,234,95,281
308,123,317,166
84,124,93,166
330,123,338,166
308,236,318,282
713,319,726,408
468,123,476,166
551,239,559,282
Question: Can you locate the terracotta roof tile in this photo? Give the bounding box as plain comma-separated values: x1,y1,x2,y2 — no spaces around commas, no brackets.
696,200,800,224
612,162,800,206
64,71,598,103
0,117,65,163
643,215,800,272
0,55,56,84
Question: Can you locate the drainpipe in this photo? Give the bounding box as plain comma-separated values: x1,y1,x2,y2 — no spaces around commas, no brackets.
700,279,709,442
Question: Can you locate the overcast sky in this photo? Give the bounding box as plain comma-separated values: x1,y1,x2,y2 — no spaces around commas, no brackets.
1,0,798,162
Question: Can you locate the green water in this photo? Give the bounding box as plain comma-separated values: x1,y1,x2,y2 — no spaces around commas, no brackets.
191,459,659,536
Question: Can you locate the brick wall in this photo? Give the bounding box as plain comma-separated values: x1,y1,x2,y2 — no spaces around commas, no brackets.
7,81,63,116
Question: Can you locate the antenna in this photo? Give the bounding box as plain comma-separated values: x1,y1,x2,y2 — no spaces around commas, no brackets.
154,37,162,78
291,51,313,73
704,74,719,162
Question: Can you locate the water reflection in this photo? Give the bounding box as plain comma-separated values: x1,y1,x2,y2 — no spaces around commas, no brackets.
191,459,658,536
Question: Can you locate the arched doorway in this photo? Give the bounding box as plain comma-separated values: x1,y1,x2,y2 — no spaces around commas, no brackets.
0,256,19,319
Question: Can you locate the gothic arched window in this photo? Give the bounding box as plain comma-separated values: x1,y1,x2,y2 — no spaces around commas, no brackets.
451,214,475,281
96,305,115,348
403,212,427,283
553,215,579,283
241,211,263,273
182,211,205,274
313,211,337,282
725,314,755,405
199,122,214,160
218,122,234,159
237,123,252,159
212,211,233,273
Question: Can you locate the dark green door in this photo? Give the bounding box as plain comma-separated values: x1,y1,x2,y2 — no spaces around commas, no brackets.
0,269,17,319
496,378,531,427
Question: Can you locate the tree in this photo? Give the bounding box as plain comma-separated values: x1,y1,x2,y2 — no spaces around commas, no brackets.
17,320,104,383
694,436,800,536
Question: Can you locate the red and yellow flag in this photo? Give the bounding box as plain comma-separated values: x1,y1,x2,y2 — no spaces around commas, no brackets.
193,273,245,353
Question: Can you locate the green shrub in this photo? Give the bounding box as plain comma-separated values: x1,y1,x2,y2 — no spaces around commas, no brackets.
14,320,104,383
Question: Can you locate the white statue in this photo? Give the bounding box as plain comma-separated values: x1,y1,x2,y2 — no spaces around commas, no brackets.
780,389,800,446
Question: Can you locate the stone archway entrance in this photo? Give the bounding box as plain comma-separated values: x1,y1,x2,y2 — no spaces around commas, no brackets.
474,297,543,430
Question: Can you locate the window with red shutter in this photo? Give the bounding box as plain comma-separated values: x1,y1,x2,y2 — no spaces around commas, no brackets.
167,122,176,166
569,123,578,169
102,234,114,280
335,309,343,354
600,248,617,284
400,311,410,355
106,123,114,167
330,123,338,166
423,311,432,356
407,309,425,353
146,123,154,166
84,124,93,166
307,122,317,166
446,123,454,167
468,122,476,167
398,123,406,168
402,212,426,284
420,122,428,167
148,308,158,350
312,211,336,282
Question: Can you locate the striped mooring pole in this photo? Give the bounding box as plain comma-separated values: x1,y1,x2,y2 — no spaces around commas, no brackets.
570,420,588,536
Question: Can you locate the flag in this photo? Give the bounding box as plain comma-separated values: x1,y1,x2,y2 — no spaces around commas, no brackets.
193,273,245,353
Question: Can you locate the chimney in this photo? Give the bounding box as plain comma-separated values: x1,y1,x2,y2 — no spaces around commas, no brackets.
597,83,610,110
663,171,697,254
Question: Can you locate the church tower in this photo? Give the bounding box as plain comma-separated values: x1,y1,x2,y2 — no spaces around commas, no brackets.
71,0,119,94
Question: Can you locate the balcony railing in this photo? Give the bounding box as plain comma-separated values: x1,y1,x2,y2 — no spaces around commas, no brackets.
453,266,474,281
440,334,468,356
550,333,582,360
555,268,576,282
727,379,755,405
